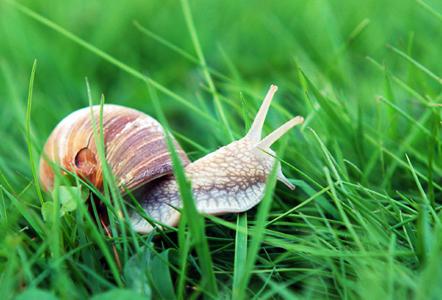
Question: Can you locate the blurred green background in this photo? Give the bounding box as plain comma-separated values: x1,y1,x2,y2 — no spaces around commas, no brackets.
0,0,441,299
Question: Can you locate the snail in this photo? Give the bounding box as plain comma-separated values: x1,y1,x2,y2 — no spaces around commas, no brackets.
39,85,304,233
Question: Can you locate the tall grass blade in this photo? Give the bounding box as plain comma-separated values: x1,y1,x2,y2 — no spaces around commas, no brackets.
25,60,44,205
236,163,279,300
232,213,247,298
180,0,234,141
146,82,218,298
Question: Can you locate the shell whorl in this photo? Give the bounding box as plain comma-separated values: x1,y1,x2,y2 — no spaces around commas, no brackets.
39,104,190,192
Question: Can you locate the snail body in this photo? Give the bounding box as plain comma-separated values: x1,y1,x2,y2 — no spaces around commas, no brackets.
39,85,303,233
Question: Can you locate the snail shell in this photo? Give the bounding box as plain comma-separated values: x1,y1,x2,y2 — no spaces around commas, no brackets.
39,104,190,193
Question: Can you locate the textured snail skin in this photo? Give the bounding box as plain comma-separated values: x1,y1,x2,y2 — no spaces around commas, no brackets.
130,138,274,233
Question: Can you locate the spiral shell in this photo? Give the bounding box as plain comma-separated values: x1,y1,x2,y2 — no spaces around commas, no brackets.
39,104,190,192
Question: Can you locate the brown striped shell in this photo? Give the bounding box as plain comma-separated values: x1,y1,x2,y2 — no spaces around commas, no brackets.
39,104,190,192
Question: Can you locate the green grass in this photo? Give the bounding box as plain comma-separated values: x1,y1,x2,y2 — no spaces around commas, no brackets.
0,0,441,299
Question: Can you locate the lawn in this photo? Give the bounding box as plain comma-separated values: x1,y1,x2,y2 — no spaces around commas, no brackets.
0,0,441,299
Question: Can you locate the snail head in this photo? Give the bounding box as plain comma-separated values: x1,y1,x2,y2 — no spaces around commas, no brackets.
230,84,303,190
185,85,304,215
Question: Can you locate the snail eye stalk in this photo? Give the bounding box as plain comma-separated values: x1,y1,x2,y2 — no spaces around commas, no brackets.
257,116,304,149
244,84,303,190
246,84,278,143
246,84,304,148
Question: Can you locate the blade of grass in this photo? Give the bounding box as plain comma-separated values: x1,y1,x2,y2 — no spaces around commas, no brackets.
146,81,218,298
133,21,231,83
267,186,330,226
323,167,365,251
387,45,442,85
177,216,191,300
364,134,442,191
378,96,432,136
417,0,442,22
180,0,234,141
232,213,247,298
387,234,396,300
366,56,430,105
405,155,437,264
0,185,45,238
25,59,44,205
236,163,279,300
74,190,124,286
0,168,14,195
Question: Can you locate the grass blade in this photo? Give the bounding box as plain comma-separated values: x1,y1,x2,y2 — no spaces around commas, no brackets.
180,0,234,141
417,0,442,22
147,82,218,298
232,213,247,298
405,155,436,263
236,163,279,300
387,45,442,85
25,60,44,205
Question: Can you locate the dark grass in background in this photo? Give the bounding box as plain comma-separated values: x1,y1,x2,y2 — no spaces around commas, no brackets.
0,0,441,299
